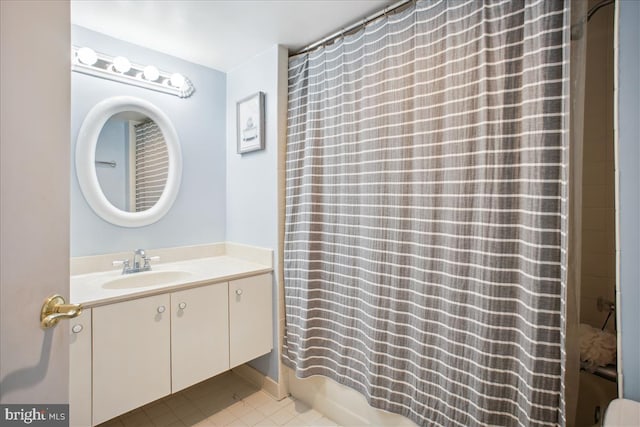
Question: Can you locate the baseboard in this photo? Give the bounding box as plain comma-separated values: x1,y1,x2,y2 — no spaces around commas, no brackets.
232,364,288,401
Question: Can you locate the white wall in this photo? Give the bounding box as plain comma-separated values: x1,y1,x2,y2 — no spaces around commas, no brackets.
616,0,640,401
226,45,288,382
0,1,71,403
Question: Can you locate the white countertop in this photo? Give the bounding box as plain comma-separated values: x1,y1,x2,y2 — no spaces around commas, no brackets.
71,255,272,308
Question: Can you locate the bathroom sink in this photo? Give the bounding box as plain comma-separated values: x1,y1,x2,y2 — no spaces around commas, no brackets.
102,270,193,289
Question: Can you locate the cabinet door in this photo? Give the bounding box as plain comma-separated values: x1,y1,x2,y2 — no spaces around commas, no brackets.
171,283,229,392
69,309,91,427
229,274,273,368
92,294,171,425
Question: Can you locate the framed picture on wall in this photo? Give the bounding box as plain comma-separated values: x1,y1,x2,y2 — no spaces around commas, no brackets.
236,92,265,154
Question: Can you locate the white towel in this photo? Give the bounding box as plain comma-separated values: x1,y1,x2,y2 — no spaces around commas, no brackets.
579,323,617,371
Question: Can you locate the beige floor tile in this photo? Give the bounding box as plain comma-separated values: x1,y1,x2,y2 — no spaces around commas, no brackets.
283,417,307,427
296,408,324,424
239,409,268,426
226,419,249,427
229,384,259,400
268,407,297,426
254,398,294,417
253,402,283,418
243,391,275,409
99,419,125,427
97,373,340,427
311,417,338,427
275,401,297,416
179,411,209,426
253,419,279,427
286,400,312,417
226,400,254,419
207,409,237,426
184,387,209,401
152,413,183,427
144,401,173,419
121,411,152,426
166,394,190,410
192,418,217,427
198,407,225,420
171,402,200,420
194,398,227,418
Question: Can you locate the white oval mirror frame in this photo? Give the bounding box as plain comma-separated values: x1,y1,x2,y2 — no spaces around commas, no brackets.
76,96,182,227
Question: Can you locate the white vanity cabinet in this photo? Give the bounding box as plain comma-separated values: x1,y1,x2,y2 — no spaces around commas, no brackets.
229,273,273,367
171,283,229,392
92,294,171,425
70,270,273,426
69,310,92,427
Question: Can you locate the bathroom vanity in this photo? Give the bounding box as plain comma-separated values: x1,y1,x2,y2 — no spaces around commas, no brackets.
69,95,278,426
69,245,273,426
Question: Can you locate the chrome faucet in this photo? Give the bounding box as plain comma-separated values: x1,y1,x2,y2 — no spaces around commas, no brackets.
132,249,146,270
112,249,159,274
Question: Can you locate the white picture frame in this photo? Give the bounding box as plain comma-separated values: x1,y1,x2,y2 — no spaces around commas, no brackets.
236,92,265,154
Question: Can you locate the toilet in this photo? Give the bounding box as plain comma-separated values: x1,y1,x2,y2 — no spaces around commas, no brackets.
603,399,640,426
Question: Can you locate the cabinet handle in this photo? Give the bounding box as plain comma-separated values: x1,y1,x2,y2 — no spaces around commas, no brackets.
157,305,166,313
72,324,83,333
178,302,187,310
235,289,243,296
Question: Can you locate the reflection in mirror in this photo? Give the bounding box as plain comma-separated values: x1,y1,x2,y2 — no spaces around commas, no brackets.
76,96,182,227
96,112,168,213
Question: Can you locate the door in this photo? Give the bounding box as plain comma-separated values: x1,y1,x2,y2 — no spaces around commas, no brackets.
171,283,229,392
0,0,71,409
92,295,171,425
229,274,273,368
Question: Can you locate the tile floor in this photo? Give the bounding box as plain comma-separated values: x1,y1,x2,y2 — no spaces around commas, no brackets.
97,371,339,427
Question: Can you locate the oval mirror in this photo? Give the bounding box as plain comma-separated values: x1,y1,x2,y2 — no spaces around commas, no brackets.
76,96,182,227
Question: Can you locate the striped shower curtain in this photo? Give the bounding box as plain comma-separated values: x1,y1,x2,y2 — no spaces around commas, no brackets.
283,1,570,426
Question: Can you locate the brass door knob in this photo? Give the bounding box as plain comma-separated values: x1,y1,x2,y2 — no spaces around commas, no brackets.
40,294,83,329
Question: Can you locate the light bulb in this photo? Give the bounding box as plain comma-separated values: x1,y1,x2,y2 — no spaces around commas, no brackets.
112,56,131,73
77,47,97,65
169,73,185,88
143,65,160,82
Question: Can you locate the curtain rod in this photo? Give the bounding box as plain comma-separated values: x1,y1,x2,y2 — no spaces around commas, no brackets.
294,0,414,56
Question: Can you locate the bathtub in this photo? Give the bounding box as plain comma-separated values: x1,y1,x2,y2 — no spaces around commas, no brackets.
575,370,618,427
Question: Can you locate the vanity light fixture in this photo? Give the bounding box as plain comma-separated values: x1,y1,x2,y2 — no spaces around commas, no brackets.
169,73,186,89
142,65,160,82
77,47,98,66
112,56,131,73
71,46,195,99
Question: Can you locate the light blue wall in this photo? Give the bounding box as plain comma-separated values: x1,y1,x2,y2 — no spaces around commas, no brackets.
72,28,283,381
617,0,640,401
226,45,287,381
95,119,128,210
71,26,227,256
